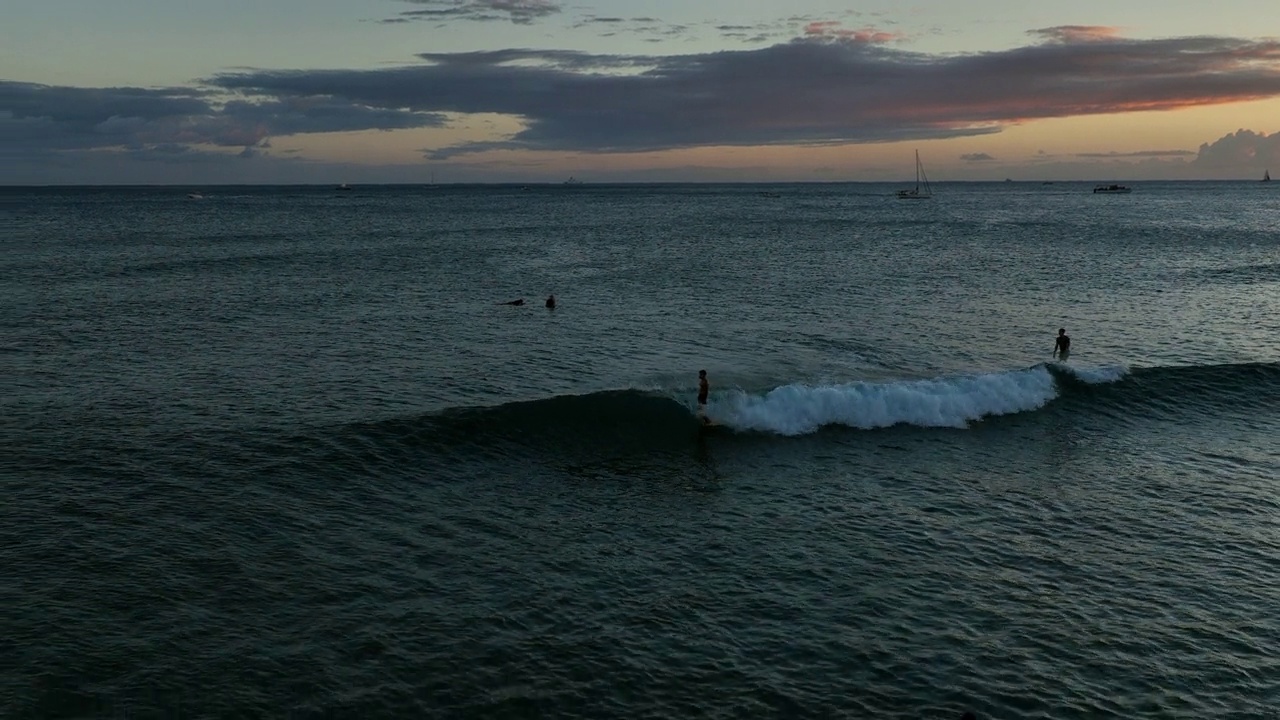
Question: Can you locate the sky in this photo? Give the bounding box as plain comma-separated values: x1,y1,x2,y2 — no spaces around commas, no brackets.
2,0,1279,184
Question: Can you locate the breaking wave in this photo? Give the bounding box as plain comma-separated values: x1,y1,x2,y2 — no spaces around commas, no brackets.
305,362,1280,469
708,364,1115,436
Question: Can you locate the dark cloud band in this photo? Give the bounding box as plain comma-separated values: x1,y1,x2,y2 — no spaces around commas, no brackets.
388,0,561,25
206,32,1280,157
3,28,1280,168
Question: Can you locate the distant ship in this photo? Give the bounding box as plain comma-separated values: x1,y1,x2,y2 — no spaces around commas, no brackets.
1092,184,1132,194
1265,169,1272,183
563,176,582,185
336,183,352,191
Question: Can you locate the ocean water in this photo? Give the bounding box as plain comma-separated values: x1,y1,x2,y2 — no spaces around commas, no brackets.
3,181,1279,718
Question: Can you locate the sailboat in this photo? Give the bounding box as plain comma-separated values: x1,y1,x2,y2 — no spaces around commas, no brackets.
897,150,932,199
1264,169,1272,183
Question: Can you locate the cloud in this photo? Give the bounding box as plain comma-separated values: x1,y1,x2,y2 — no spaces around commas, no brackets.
125,143,237,164
1191,129,1280,168
571,17,691,42
565,11,886,48
0,82,214,150
7,28,1280,183
1075,149,1196,158
221,98,447,136
960,153,995,162
1069,135,1280,171
1030,26,1122,44
714,22,793,45
389,0,561,25
205,31,1280,158
804,22,903,44
0,80,446,160
567,14,791,45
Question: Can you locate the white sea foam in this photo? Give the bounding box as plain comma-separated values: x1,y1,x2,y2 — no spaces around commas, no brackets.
713,367,1060,436
1052,363,1129,385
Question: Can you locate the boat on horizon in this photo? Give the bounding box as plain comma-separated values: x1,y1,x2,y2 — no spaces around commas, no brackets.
896,150,932,199
1265,169,1272,183
336,183,352,191
1092,184,1132,194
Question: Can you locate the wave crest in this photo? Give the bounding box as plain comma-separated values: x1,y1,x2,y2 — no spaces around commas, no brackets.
325,361,1280,461
710,366,1073,435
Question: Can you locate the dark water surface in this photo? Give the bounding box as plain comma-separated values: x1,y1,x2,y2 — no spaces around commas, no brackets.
4,182,1279,718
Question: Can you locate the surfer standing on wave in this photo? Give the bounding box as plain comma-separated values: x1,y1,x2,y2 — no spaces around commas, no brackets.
697,370,710,423
1053,328,1071,359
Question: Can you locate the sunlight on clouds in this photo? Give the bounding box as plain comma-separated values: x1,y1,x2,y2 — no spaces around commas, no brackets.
267,93,1280,182
263,96,1280,182
1003,98,1280,159
278,112,527,165
6,3,1280,184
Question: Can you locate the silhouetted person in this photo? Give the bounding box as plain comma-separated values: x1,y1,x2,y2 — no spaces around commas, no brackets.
545,294,556,309
697,370,710,424
1053,327,1071,359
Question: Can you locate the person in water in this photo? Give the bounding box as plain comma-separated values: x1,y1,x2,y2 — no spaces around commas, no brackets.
697,370,709,411
1053,328,1071,358
545,294,556,309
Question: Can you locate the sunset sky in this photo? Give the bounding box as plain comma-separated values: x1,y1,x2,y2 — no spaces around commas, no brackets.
3,0,1279,184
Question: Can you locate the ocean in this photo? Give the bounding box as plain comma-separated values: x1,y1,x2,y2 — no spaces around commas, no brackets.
3,181,1278,718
